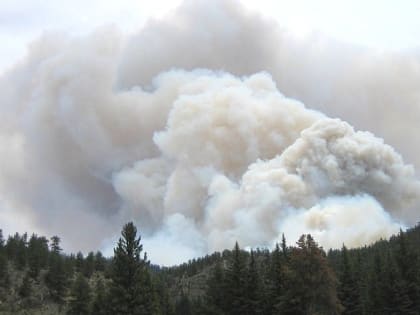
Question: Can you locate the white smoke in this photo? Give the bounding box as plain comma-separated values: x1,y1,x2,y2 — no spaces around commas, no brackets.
0,0,419,265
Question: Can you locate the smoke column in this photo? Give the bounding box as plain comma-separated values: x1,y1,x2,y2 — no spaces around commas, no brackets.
0,0,419,265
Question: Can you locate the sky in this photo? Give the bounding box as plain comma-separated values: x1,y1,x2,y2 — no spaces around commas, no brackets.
1,0,420,266
2,0,420,74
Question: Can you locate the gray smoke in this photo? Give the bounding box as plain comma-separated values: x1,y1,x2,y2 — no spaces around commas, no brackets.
0,0,419,265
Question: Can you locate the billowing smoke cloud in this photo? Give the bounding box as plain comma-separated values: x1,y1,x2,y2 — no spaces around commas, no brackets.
0,0,420,265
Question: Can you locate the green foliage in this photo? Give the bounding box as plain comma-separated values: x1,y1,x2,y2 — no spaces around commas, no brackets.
108,221,158,315
95,251,107,272
339,245,362,314
224,242,247,315
67,273,91,315
175,293,192,315
91,279,109,315
19,272,32,299
6,232,28,270
0,248,8,288
83,251,95,278
27,234,49,279
45,236,67,304
206,260,226,314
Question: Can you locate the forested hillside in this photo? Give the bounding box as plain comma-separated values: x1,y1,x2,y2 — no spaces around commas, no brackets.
0,222,419,314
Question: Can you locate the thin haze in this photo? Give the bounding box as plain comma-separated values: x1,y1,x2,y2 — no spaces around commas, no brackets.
1,0,420,265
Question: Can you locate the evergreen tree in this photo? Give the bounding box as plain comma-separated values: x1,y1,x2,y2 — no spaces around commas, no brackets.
175,293,192,315
0,230,8,289
0,251,7,288
268,243,286,313
108,222,157,315
67,273,91,315
45,236,67,304
244,250,262,315
83,251,95,278
382,251,412,315
0,229,4,249
19,272,35,308
19,272,32,299
27,234,49,279
75,251,84,273
281,233,288,260
95,251,107,272
339,245,362,314
395,229,419,313
224,242,247,315
281,234,343,315
154,276,174,315
6,233,27,270
206,259,226,314
91,279,109,315
367,251,386,315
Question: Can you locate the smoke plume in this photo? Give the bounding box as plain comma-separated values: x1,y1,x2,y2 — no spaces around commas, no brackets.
1,0,419,265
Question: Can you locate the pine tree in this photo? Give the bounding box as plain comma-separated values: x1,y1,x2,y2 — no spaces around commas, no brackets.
91,279,109,315
45,236,67,304
19,272,34,308
83,251,95,278
175,293,192,315
67,273,91,315
224,242,247,315
395,229,419,313
6,233,27,270
206,259,226,314
108,222,157,315
19,272,32,299
268,243,286,313
382,251,412,314
244,250,262,315
339,245,362,314
0,229,4,249
0,230,8,289
94,251,107,272
0,251,7,288
154,275,174,315
281,234,343,315
281,233,288,260
27,234,49,279
367,251,385,315
75,251,84,273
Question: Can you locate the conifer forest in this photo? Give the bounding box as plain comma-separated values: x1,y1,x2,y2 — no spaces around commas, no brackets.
0,222,420,314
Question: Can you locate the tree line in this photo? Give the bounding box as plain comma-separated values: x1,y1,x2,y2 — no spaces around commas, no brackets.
0,223,419,314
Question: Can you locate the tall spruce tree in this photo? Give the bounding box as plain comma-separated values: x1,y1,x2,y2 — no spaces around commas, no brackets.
269,243,286,313
108,222,157,315
244,250,262,315
225,242,247,315
339,245,362,314
45,236,67,304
